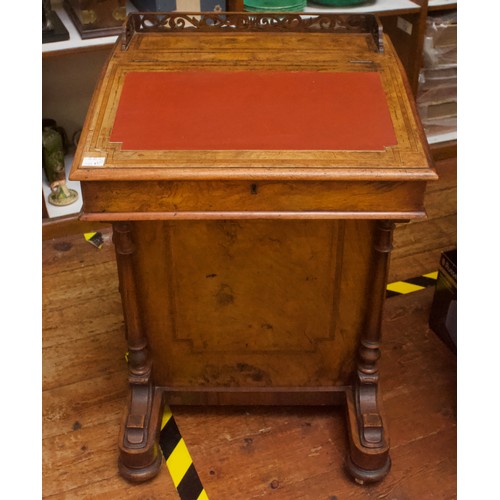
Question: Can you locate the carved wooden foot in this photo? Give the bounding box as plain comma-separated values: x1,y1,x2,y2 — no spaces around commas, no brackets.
345,385,391,483
118,383,164,482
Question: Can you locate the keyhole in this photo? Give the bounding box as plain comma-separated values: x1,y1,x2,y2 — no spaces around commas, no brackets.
250,183,258,195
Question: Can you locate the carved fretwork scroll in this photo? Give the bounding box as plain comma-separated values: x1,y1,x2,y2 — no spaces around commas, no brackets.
121,12,384,53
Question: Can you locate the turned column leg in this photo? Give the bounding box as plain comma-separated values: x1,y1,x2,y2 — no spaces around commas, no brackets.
345,220,395,484
113,221,163,483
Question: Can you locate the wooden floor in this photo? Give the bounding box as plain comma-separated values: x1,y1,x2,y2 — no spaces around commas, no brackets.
42,229,457,499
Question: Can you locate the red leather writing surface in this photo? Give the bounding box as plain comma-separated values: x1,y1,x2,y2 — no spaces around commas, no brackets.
110,71,397,151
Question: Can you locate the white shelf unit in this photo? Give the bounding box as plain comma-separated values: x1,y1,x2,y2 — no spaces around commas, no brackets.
43,1,137,219
428,0,456,8
43,0,137,55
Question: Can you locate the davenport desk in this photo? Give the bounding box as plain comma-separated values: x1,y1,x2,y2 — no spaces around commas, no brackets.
70,12,436,485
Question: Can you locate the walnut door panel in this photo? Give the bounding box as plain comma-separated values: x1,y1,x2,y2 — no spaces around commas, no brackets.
132,219,376,389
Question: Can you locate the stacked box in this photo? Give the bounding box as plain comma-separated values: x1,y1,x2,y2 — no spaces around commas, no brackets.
417,12,457,138
131,0,226,12
64,0,127,39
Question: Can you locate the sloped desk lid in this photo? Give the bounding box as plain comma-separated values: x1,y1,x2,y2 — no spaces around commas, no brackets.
70,12,435,182
110,71,397,152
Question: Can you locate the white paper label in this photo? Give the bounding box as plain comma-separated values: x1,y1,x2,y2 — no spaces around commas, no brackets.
82,156,106,167
397,17,413,36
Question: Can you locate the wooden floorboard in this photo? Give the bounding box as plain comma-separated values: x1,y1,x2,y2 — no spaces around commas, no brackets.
42,231,457,499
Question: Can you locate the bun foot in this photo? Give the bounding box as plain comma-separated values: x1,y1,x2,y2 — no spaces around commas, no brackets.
346,454,391,484
118,449,163,483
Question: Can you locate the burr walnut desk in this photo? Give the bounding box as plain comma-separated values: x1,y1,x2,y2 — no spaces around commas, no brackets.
70,12,436,485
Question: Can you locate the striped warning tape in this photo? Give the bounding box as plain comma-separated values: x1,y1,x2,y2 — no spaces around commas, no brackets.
386,271,438,298
83,232,104,249
160,406,209,500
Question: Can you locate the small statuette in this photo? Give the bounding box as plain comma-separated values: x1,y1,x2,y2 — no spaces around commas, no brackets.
42,120,78,207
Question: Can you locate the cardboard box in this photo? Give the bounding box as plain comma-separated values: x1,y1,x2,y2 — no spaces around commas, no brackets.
429,249,457,353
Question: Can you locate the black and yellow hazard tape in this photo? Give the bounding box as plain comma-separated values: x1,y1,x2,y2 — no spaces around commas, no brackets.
160,406,209,500
386,271,438,298
84,231,104,249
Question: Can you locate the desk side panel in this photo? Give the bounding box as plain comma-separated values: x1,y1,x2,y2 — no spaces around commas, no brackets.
130,219,377,389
